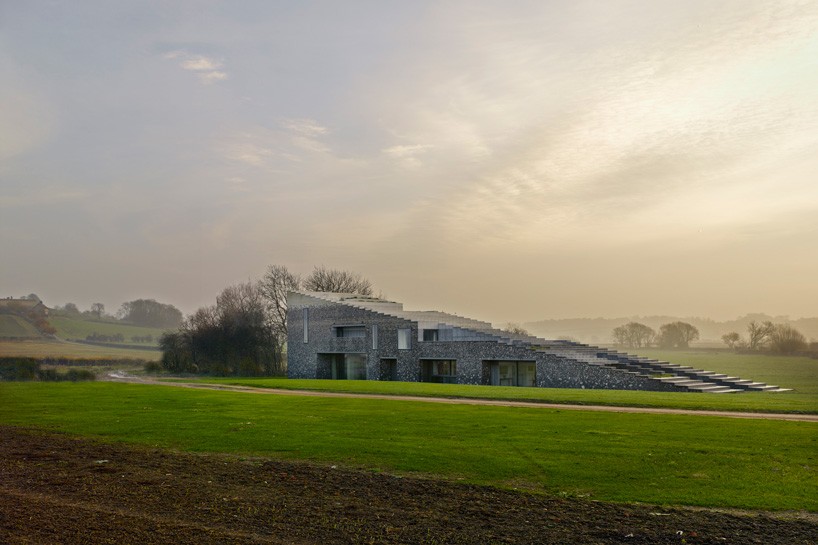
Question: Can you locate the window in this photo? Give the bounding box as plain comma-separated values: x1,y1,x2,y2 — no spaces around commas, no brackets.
332,354,367,380
398,328,411,350
422,329,439,341
490,360,536,387
372,324,378,349
302,308,309,343
420,359,457,383
334,326,366,338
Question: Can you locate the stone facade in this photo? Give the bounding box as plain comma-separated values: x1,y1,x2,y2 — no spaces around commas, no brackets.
287,292,687,393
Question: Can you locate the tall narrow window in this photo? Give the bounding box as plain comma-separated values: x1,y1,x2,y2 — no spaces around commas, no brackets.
398,328,411,350
372,324,378,350
302,308,309,343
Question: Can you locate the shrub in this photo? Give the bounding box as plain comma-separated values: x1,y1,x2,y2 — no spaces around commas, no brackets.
0,357,96,382
769,325,807,355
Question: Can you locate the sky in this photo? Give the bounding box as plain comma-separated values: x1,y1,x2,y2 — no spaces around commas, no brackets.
1,0,817,325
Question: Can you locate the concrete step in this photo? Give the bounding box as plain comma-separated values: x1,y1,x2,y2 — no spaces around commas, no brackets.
657,378,713,387
705,388,744,394
745,384,781,391
686,384,735,392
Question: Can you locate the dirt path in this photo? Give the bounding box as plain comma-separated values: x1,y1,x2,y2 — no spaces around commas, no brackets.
2,426,816,544
105,374,818,422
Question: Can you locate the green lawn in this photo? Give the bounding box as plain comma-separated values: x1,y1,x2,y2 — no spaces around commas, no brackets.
183,376,818,414
634,348,818,395
1,382,815,512
50,316,168,346
174,348,818,414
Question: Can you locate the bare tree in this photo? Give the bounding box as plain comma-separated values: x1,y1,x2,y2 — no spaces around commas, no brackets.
768,324,807,355
657,322,699,349
612,322,655,348
259,265,302,343
721,332,741,349
747,321,775,351
90,303,105,320
502,323,530,336
303,265,373,296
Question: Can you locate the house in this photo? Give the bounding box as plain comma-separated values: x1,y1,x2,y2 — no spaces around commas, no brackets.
286,291,786,393
0,297,49,317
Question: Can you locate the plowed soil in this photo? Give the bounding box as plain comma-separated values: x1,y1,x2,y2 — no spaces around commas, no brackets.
1,426,815,544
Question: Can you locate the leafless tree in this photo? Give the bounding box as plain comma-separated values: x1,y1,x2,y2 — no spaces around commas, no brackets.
303,265,373,296
657,322,699,349
90,302,105,320
612,322,655,348
768,324,807,355
259,264,302,344
747,320,775,351
721,332,741,349
502,323,530,336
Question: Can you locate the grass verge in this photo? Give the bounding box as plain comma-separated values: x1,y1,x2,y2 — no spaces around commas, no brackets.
176,377,818,414
1,381,815,511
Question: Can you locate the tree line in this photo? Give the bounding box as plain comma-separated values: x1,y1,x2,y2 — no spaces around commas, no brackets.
612,321,700,349
159,265,373,376
613,319,809,355
721,321,808,355
52,299,184,329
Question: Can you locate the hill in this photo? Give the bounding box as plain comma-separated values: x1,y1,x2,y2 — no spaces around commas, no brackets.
525,314,818,345
0,315,43,339
50,316,169,346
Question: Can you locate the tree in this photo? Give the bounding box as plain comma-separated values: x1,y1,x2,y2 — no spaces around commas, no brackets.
502,323,530,336
160,281,282,376
747,320,775,351
259,264,302,361
118,299,183,329
159,265,375,377
90,303,105,320
768,324,807,355
62,302,80,316
721,332,741,349
657,322,699,349
259,264,374,358
612,322,655,348
303,265,373,296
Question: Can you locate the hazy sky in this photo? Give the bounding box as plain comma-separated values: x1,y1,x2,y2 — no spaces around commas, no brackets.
2,1,817,324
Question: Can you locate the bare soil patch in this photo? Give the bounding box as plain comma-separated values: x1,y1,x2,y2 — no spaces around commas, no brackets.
1,426,815,544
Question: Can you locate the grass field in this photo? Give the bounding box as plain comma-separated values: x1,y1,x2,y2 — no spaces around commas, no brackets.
187,377,818,414
185,350,818,414
635,348,818,395
1,381,815,511
50,316,167,345
0,340,161,361
0,315,42,339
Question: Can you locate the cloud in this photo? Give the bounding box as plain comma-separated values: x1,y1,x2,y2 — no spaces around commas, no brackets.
280,118,330,153
280,118,328,137
382,143,433,168
223,139,275,167
163,50,227,85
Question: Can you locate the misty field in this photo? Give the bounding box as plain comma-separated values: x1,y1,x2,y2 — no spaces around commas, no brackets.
1,382,816,511
0,340,161,361
635,348,818,395
50,315,167,345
